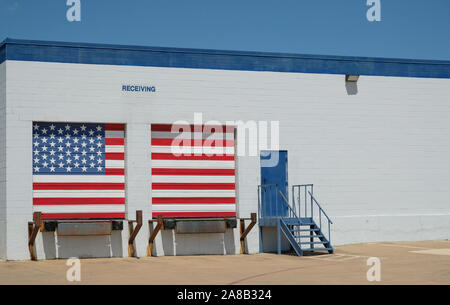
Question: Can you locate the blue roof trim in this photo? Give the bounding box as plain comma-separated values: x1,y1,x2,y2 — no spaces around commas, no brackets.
1,38,450,78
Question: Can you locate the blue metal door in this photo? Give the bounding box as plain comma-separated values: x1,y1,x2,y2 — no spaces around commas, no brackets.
260,150,288,217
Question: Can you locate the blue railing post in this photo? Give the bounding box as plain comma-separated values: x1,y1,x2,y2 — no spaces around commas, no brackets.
257,185,261,219
292,186,295,218
269,185,272,217
277,218,281,255
259,226,263,253
304,186,307,218
328,221,331,244
275,185,278,218
319,211,322,230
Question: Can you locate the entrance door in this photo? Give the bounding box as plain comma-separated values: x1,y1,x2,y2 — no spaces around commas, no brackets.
260,150,288,217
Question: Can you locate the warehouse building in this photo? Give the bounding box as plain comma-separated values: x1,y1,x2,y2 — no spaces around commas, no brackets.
0,39,450,260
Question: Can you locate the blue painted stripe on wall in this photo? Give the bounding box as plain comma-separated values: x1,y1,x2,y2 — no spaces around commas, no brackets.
2,38,450,78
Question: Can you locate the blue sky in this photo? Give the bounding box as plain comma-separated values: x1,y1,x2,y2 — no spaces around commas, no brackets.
1,0,449,60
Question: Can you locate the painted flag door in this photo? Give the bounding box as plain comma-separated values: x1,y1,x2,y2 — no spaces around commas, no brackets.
151,124,236,218
32,122,125,219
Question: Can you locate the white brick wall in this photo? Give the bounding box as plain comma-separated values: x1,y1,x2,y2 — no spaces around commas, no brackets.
0,62,6,259
3,60,450,259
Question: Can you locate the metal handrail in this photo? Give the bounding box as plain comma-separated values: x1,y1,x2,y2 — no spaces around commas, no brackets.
292,184,313,218
259,184,331,224
308,191,333,224
259,183,333,249
258,184,278,219
291,184,333,245
278,191,289,205
258,184,301,220
278,190,301,220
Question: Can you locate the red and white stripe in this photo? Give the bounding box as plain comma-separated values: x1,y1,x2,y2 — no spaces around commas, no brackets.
32,124,126,220
151,124,236,218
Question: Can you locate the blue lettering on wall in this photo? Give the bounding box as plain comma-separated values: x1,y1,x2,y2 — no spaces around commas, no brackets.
122,85,156,92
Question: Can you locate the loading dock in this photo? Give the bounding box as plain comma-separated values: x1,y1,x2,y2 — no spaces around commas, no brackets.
1,39,450,260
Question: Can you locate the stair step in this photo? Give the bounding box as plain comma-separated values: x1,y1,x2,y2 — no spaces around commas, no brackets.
299,217,314,221
302,247,334,252
292,228,320,232
298,241,326,245
294,234,324,238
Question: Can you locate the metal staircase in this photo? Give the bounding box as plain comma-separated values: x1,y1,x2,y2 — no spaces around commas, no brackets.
258,184,333,256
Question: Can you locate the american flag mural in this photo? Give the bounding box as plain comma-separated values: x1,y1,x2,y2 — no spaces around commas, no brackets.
32,122,125,219
151,124,236,218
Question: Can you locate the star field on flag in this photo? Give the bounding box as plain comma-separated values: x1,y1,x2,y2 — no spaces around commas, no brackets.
33,123,106,175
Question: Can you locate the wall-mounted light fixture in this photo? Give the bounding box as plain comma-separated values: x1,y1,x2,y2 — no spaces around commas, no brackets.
345,74,360,82
345,74,359,95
